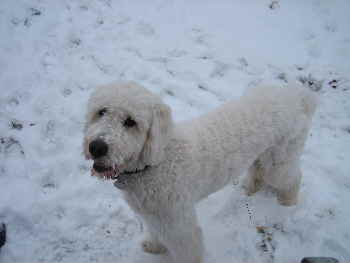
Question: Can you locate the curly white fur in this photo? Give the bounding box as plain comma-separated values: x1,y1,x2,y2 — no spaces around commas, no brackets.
83,82,317,263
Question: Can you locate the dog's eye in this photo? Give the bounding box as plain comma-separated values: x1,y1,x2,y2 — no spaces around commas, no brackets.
123,117,137,128
98,108,107,117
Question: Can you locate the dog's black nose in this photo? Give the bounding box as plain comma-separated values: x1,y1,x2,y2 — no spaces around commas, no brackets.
89,139,108,158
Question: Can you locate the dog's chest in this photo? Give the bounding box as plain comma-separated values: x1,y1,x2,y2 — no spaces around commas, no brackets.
122,183,163,216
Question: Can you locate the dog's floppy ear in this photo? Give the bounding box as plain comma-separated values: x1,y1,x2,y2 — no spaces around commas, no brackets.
141,102,173,165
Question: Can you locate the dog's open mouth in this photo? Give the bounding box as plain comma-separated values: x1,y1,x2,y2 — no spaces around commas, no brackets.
91,162,120,180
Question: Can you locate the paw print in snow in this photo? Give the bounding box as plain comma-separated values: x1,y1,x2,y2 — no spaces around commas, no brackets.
167,49,187,58
188,28,210,47
324,20,337,33
269,1,280,10
135,22,155,37
210,61,231,78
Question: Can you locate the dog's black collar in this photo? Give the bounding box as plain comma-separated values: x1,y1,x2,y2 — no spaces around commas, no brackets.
121,165,151,175
113,165,151,189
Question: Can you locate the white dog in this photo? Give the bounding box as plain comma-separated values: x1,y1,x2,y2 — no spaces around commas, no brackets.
83,82,317,263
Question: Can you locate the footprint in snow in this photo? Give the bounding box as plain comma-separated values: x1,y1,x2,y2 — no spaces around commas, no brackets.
167,49,187,58
188,28,211,48
135,22,155,37
324,20,338,33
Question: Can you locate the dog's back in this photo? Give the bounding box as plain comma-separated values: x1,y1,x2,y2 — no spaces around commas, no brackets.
243,84,318,118
178,84,318,201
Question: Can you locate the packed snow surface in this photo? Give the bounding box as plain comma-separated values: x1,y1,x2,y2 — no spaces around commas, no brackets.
0,0,349,262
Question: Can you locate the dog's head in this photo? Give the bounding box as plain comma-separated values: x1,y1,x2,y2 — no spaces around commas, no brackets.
83,82,172,179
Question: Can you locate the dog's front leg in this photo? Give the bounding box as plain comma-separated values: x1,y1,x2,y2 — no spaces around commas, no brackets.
141,203,203,263
158,205,204,263
141,231,167,254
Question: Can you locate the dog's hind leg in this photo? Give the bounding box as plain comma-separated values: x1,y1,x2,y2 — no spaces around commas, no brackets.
243,159,265,196
264,156,302,206
263,135,306,206
243,149,274,196
276,163,301,206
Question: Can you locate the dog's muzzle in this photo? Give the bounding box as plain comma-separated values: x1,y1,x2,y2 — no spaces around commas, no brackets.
91,162,120,180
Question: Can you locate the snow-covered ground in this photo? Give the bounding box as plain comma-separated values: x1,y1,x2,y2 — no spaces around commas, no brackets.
0,0,349,262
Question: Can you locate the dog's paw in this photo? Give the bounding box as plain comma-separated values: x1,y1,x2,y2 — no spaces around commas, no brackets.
141,240,167,254
277,197,298,206
243,184,258,196
277,186,299,206
277,192,298,206
242,177,263,196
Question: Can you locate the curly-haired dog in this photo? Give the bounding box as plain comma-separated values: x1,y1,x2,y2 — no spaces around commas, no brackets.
83,82,317,263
